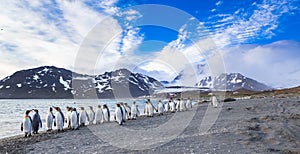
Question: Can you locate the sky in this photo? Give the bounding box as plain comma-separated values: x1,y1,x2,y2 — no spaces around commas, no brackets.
0,0,300,88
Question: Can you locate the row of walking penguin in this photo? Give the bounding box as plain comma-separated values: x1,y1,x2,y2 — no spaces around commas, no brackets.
21,98,197,138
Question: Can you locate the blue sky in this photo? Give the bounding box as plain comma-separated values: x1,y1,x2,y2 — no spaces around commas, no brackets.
0,0,300,88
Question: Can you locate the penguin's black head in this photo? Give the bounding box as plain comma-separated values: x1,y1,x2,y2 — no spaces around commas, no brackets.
116,104,120,107
25,110,31,115
49,107,53,112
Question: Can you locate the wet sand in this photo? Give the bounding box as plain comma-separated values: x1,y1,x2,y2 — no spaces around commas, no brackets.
0,97,299,154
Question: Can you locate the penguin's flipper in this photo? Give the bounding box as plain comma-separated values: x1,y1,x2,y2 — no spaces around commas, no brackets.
20,122,23,131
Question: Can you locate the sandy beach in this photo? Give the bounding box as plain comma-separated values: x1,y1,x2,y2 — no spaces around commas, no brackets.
0,97,299,154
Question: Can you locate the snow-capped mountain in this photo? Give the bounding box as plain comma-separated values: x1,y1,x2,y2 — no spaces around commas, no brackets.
195,73,271,91
161,63,209,87
0,66,163,99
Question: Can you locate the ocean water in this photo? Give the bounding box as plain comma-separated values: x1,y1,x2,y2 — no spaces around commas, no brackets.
0,99,160,139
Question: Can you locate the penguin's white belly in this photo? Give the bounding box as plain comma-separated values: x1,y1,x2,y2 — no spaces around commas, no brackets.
180,101,186,111
23,118,32,133
103,109,109,122
66,112,71,125
55,112,63,130
158,104,163,113
46,114,53,129
148,105,154,115
89,112,94,123
79,112,87,125
212,96,218,107
71,112,78,129
131,106,137,116
165,103,169,112
169,103,174,111
186,101,191,109
95,110,103,123
115,108,123,124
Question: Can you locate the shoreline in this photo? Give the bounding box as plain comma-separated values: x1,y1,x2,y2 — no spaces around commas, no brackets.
1,97,299,153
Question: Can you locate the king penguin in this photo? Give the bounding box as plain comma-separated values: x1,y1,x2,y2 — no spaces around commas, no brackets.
212,95,219,108
157,100,164,115
186,97,192,110
65,106,71,128
147,101,154,117
179,98,186,111
70,107,79,130
46,107,54,131
102,104,110,122
119,102,126,122
114,104,123,125
130,101,138,120
32,109,42,134
164,101,170,113
95,105,103,124
54,107,64,132
79,107,89,126
169,99,176,113
88,106,95,125
21,110,32,137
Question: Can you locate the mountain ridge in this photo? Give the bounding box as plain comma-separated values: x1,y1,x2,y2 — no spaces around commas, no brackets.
195,73,272,91
0,66,163,99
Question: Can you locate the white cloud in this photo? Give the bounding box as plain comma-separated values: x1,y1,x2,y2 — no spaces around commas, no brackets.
97,0,119,15
0,0,148,79
223,40,300,88
215,1,222,6
206,0,298,48
136,22,217,84
0,1,124,79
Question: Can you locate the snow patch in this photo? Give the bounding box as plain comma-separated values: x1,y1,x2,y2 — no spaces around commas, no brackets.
17,83,22,88
95,83,110,93
111,75,125,81
59,76,71,89
33,74,39,80
230,79,242,84
2,76,10,82
43,67,49,72
0,85,3,89
128,79,138,85
6,86,10,88
73,76,91,80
